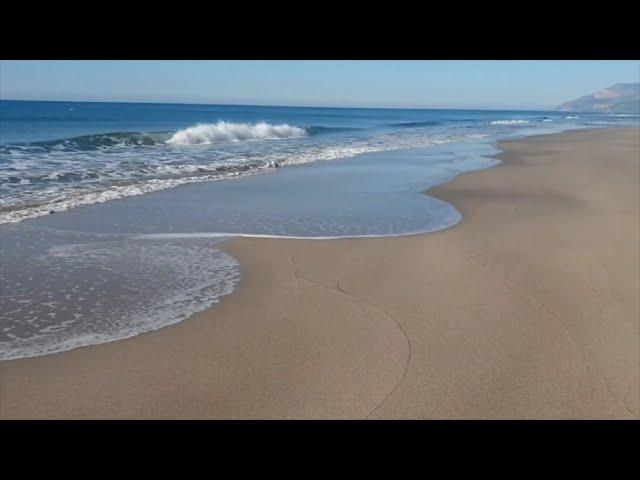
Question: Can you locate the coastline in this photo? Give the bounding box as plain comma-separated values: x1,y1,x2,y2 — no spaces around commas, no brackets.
1,127,638,419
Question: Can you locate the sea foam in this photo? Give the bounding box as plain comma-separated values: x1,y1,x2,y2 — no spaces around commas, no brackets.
0,228,240,361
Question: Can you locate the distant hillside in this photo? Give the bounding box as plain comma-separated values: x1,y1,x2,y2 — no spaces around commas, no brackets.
557,83,639,114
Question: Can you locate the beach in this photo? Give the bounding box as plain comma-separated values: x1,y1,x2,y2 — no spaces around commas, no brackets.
1,127,638,419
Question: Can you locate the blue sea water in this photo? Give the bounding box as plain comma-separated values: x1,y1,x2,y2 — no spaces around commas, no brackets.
0,100,636,359
3,100,636,225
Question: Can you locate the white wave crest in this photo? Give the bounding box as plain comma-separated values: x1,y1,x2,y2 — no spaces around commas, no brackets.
166,121,307,145
489,119,530,125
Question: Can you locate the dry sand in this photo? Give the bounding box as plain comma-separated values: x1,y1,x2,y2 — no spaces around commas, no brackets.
1,128,638,419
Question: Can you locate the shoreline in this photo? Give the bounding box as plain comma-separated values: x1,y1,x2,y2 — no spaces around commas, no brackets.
1,127,638,419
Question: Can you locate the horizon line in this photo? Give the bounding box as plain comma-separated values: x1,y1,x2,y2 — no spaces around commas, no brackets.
1,97,557,112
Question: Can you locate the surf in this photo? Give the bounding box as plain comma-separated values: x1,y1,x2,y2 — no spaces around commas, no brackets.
166,121,307,145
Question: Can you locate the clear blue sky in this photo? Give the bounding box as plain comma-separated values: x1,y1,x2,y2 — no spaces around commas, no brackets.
1,61,638,110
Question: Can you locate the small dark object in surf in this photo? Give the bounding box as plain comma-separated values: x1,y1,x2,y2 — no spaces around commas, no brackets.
49,210,55,214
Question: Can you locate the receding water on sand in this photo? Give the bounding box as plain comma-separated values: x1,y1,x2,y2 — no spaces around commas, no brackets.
25,142,500,237
1,141,501,359
0,226,239,360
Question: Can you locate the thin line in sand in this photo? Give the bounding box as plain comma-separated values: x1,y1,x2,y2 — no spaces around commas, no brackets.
288,254,412,418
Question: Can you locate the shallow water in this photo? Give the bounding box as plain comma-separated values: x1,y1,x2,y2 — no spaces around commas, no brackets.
2,142,497,359
26,142,501,237
0,226,239,360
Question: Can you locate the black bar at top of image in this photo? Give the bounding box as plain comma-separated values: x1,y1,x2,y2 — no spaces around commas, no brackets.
3,6,640,60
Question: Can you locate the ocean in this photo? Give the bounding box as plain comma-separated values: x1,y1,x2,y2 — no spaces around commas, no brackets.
1,100,637,359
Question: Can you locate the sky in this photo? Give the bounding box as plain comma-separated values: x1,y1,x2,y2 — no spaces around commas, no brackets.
1,60,638,110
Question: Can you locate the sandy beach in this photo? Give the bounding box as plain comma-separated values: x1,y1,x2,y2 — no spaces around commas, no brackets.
1,127,638,419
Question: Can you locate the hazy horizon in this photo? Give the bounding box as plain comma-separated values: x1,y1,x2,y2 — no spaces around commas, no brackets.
2,61,638,110
0,97,574,112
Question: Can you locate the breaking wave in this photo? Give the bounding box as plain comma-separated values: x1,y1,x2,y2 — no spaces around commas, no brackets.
489,119,530,125
0,123,343,154
166,121,307,145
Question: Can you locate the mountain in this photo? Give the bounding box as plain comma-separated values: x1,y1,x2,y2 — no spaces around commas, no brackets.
556,83,639,114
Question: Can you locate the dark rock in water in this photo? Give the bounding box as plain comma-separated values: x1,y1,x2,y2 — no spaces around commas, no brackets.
49,210,55,214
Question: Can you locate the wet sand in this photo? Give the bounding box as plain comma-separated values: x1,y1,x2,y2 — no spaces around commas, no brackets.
1,128,638,419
